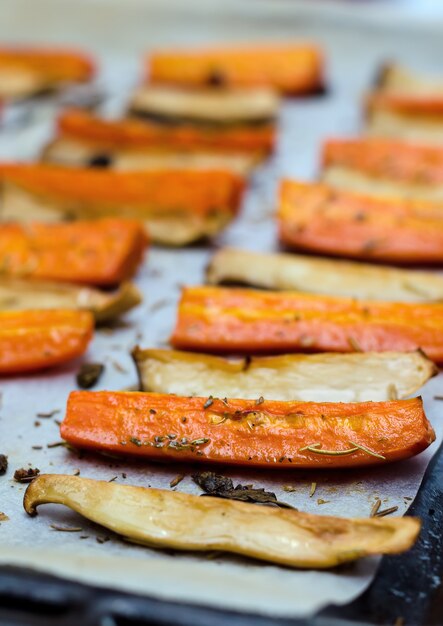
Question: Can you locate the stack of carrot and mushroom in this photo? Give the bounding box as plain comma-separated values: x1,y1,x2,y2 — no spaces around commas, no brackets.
4,47,439,569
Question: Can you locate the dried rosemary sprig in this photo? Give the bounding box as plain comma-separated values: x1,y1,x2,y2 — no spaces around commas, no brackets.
299,443,359,456
349,441,386,460
36,409,60,419
170,474,186,488
299,441,386,460
50,524,83,532
348,336,363,352
370,498,382,518
375,505,399,518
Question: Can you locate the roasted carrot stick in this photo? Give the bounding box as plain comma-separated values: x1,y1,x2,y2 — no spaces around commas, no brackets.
367,93,443,116
61,392,434,469
171,286,443,362
278,179,443,263
322,138,443,187
53,108,275,155
0,163,244,219
148,45,324,94
0,47,95,83
0,218,147,287
0,310,93,374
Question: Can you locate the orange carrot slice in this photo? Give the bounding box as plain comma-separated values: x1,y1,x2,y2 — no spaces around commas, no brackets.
171,286,443,362
0,218,147,286
55,108,275,155
0,309,93,374
367,93,443,116
0,47,95,83
322,138,443,186
61,392,434,469
148,44,324,94
278,179,443,263
0,163,244,219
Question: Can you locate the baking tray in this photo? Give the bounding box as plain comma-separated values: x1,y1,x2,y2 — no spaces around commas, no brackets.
0,2,443,624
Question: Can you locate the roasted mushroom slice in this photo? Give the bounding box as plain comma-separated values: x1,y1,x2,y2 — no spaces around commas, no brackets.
373,62,443,95
128,85,279,128
132,348,436,402
0,47,94,100
207,248,443,302
24,475,420,568
0,278,141,323
43,138,256,176
367,62,443,143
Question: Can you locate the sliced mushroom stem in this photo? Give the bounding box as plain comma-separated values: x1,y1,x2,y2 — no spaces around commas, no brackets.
0,278,141,322
24,475,420,569
132,347,436,402
207,248,443,302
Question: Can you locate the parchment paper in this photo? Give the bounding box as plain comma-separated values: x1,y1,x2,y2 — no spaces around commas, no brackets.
0,2,442,618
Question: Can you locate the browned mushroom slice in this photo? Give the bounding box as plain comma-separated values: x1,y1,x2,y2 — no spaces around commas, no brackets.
206,248,443,302
42,138,256,175
132,347,436,402
0,277,141,322
128,85,279,127
24,475,420,569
